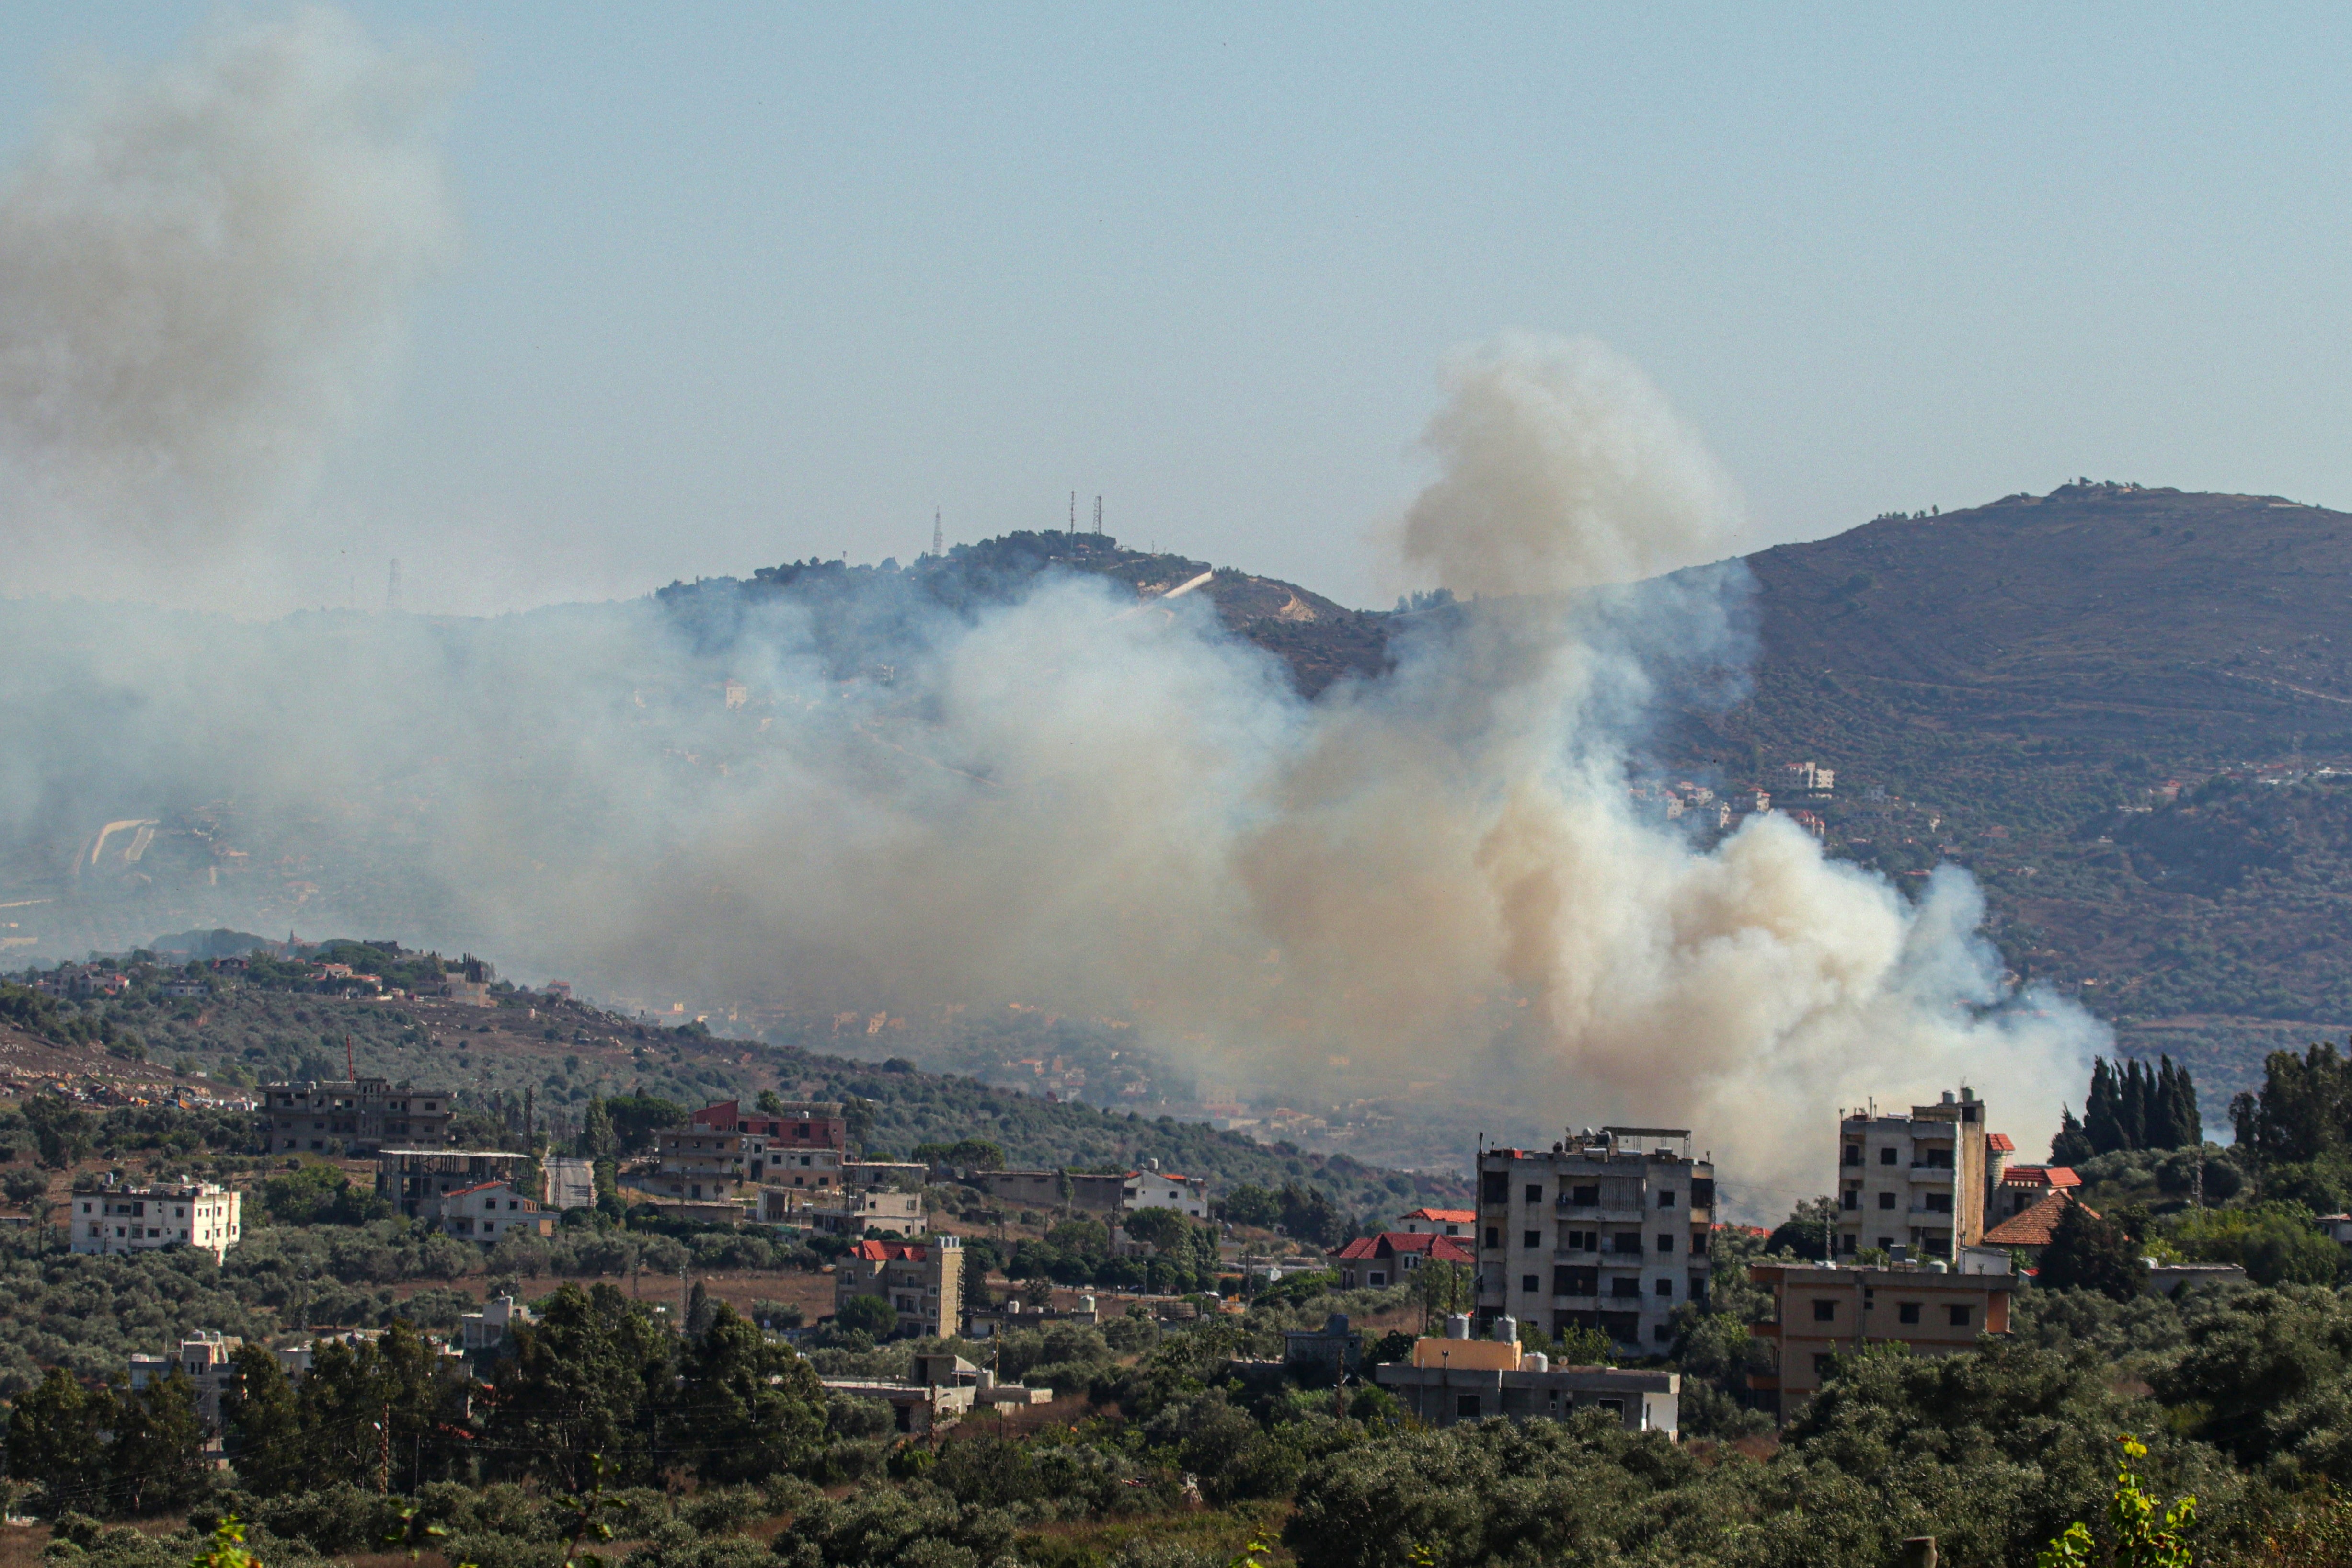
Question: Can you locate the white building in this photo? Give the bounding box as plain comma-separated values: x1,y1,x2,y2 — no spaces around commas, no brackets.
128,1330,242,1427
1397,1207,1475,1237
1836,1090,2004,1260
72,1182,242,1260
436,1181,553,1243
1124,1171,1209,1218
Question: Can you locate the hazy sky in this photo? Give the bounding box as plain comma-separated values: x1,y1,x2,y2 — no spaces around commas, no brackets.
7,4,2352,615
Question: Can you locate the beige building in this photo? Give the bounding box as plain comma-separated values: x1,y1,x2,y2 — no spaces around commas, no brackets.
128,1330,242,1427
799,1189,926,1236
1835,1090,2008,1259
72,1182,242,1260
1475,1127,1716,1354
435,1181,554,1243
1748,1260,2016,1417
264,1078,453,1155
834,1235,963,1337
376,1148,536,1220
647,1127,747,1202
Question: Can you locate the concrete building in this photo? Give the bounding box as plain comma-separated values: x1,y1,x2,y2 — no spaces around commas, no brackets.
647,1127,747,1202
691,1099,848,1168
376,1149,536,1220
1329,1231,1473,1290
72,1182,242,1259
435,1181,554,1243
1835,1090,2005,1260
1475,1127,1716,1353
840,1160,924,1190
834,1235,962,1336
1747,1260,2016,1416
1397,1207,1475,1238
460,1294,536,1353
1283,1313,1362,1380
543,1156,597,1211
264,1078,453,1155
1373,1317,1680,1436
128,1330,241,1427
801,1189,926,1237
819,1351,1052,1435
970,1168,1127,1215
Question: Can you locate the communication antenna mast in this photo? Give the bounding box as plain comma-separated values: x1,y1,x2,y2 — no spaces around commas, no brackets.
1093,495,1102,535
932,509,942,559
1069,491,1076,533
386,558,402,612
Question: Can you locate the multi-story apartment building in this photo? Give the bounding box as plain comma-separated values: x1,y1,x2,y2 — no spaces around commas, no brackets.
1834,1090,2009,1259
834,1235,963,1337
1747,1259,2016,1416
646,1127,748,1202
376,1148,536,1220
264,1078,453,1155
71,1182,243,1259
1125,1171,1210,1217
435,1181,554,1243
1475,1127,1715,1353
692,1099,848,1165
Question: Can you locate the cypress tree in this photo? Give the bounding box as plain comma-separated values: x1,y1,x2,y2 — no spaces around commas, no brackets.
2051,1106,2095,1166
2172,1058,2203,1147
2121,1059,2151,1150
2084,1058,2125,1155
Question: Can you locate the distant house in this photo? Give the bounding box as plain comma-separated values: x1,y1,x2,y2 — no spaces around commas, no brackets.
834,1236,962,1337
436,1181,554,1243
1328,1231,1473,1290
1125,1171,1209,1218
72,1182,242,1260
1395,1207,1475,1238
460,1294,537,1353
1994,1164,2080,1222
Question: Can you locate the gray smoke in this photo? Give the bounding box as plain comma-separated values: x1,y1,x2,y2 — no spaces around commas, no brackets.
0,14,2101,1199
0,6,458,605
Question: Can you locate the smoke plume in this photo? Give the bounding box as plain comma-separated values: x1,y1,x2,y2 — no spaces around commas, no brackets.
0,6,458,604
0,14,2100,1203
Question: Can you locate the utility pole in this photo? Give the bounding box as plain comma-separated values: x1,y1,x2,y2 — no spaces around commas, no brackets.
932,508,943,558
1069,492,1076,532
1093,496,1102,536
377,1406,390,1493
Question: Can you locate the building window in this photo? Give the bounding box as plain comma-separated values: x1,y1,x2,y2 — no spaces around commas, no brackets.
1482,1172,1509,1203
1897,1302,1921,1325
1812,1298,1837,1322
1878,1191,1896,1210
1457,1393,1481,1419
1924,1192,1953,1213
1813,1353,1835,1378
1841,1190,1859,1210
1948,1304,1973,1328
1843,1144,1862,1166
1613,1233,1642,1254
1654,1234,1674,1253
1657,1190,1676,1208
1879,1147,1898,1165
1485,1227,1500,1249
1652,1323,1672,1342
1525,1184,1543,1205
1523,1230,1540,1248
1522,1274,1539,1293
1653,1278,1672,1297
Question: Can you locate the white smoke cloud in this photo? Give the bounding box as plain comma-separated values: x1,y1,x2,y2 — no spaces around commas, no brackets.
0,6,458,604
0,9,2099,1207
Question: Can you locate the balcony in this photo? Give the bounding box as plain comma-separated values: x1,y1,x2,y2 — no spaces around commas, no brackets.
1908,1165,1958,1183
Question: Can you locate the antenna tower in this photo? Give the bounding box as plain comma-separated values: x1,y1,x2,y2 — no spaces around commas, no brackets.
932,508,942,558
1069,491,1076,533
1093,495,1101,535
386,558,402,611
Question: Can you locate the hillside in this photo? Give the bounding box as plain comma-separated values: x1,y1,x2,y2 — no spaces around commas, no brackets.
1657,482,2352,1108
16,961,1467,1222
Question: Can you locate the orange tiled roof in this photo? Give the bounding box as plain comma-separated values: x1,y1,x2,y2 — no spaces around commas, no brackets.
1401,1207,1476,1224
1999,1165,2082,1190
1982,1190,2094,1247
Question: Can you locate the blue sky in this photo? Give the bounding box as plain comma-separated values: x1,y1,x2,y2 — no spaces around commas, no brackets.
7,4,2352,613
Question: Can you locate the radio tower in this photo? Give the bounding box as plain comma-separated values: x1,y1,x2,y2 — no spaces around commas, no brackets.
1069,491,1076,533
932,508,942,558
386,558,402,611
1093,495,1102,536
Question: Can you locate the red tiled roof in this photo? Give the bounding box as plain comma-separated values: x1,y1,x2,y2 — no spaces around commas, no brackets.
1986,1133,2016,1153
1330,1231,1473,1264
2000,1165,2081,1190
443,1181,511,1199
849,1240,928,1262
1982,1190,2094,1247
1401,1207,1476,1224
